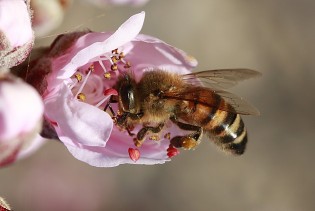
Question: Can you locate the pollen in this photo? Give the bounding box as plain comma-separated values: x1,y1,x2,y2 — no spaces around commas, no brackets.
77,93,86,101
104,72,111,79
111,56,119,63
119,52,125,59
111,64,118,71
74,73,82,82
164,132,171,140
149,135,160,141
88,64,94,72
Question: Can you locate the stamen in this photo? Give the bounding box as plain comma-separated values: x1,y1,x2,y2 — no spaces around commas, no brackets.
111,56,119,63
112,48,119,54
75,66,92,99
128,148,140,162
164,132,171,140
69,79,78,90
104,72,111,79
149,135,160,141
167,145,180,158
111,64,118,71
119,52,124,60
77,93,86,102
95,88,118,108
98,60,107,73
74,73,82,82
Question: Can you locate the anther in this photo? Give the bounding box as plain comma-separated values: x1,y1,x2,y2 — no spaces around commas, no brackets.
167,145,180,158
111,56,119,63
149,135,160,141
104,72,111,79
119,52,124,59
75,68,92,99
95,88,118,108
86,64,94,74
128,148,140,162
112,49,119,54
164,132,171,140
111,64,118,71
77,93,86,101
74,73,82,82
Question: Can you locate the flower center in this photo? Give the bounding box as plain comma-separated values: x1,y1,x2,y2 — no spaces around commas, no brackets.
68,48,130,109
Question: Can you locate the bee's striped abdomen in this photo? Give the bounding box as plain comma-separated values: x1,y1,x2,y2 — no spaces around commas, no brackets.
174,87,248,155
202,104,248,155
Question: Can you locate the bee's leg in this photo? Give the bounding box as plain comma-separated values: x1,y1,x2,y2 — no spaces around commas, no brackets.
170,117,203,150
104,95,118,117
134,123,164,147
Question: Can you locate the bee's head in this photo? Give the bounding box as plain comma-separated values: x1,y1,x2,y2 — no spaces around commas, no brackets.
116,73,139,114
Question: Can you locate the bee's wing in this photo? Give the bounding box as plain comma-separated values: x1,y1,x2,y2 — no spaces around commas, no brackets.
182,68,261,89
164,87,260,116
214,89,260,115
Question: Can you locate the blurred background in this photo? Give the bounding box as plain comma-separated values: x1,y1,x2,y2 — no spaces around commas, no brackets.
1,0,315,210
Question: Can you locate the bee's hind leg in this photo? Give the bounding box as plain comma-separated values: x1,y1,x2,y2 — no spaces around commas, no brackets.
170,117,203,150
134,123,164,147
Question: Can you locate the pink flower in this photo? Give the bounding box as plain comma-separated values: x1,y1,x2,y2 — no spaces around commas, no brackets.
0,0,34,69
0,73,45,167
31,0,72,37
26,12,197,167
85,0,150,7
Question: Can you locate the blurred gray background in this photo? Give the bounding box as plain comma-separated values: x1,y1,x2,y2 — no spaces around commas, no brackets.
1,0,315,210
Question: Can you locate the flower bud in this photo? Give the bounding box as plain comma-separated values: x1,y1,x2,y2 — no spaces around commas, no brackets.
0,0,34,69
0,73,44,167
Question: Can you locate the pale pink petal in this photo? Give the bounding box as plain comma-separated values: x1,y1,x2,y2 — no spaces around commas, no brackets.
56,11,145,79
0,73,44,167
0,0,34,68
0,0,33,47
0,75,43,141
64,129,170,167
44,84,113,147
129,34,198,80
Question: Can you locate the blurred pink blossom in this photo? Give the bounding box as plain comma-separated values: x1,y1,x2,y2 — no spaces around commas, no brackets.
0,0,34,69
0,73,45,167
31,0,72,37
26,12,197,167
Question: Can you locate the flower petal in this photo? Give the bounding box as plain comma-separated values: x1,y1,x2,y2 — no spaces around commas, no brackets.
44,84,113,147
64,127,171,167
56,11,145,79
121,34,198,80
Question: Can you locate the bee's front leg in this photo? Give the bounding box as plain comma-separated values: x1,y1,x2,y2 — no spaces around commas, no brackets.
133,123,164,147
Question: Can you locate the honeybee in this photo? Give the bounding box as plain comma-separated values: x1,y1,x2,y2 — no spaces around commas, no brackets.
106,68,260,155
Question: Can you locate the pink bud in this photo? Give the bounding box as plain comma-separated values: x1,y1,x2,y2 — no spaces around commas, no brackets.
0,73,44,167
0,0,34,68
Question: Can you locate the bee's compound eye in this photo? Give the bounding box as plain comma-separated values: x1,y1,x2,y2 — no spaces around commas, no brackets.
120,84,135,112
